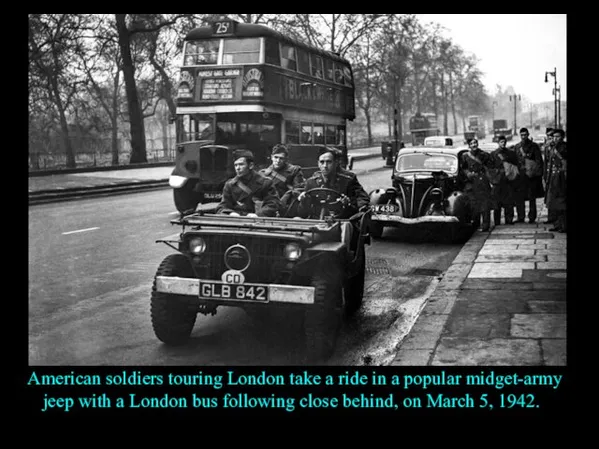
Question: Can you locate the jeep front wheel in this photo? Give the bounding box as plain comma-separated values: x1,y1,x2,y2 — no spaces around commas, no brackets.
304,258,344,363
151,254,197,345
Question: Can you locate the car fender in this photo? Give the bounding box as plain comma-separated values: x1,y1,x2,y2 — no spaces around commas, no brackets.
169,175,188,189
445,190,470,220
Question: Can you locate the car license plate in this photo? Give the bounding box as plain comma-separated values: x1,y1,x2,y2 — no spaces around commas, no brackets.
204,192,222,200
373,204,398,213
199,281,268,302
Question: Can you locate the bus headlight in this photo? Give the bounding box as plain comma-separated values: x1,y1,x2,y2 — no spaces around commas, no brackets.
284,242,302,261
189,237,207,255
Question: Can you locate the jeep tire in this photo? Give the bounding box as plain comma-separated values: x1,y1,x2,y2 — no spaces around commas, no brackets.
304,257,344,362
151,254,197,345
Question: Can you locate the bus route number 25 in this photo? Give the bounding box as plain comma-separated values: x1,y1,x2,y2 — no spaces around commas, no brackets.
214,21,234,35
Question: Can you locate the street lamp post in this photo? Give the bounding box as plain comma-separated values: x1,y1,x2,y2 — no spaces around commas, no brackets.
509,94,521,134
545,67,557,128
555,86,561,129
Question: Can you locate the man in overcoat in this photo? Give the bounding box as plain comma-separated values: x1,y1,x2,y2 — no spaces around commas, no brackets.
546,129,567,233
490,135,519,225
460,138,494,232
513,127,544,224
216,150,281,217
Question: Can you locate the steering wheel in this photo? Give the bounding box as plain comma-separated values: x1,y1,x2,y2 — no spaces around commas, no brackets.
302,188,347,219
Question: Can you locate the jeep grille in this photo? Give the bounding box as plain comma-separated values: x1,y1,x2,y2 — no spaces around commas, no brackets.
197,235,292,283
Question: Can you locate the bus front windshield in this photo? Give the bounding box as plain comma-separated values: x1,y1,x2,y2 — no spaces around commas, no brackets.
177,113,280,148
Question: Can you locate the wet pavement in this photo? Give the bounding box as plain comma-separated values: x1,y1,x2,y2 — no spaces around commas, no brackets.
391,199,567,366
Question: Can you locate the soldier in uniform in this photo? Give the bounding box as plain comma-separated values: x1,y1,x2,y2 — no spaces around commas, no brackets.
542,128,557,224
460,138,494,232
215,150,281,217
514,127,544,224
490,135,519,225
546,129,567,233
259,144,306,217
297,148,370,219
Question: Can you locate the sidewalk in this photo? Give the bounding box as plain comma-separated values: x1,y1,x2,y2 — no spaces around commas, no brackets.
391,199,567,366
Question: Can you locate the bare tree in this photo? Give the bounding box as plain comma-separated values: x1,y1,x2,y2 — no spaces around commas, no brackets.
29,14,92,168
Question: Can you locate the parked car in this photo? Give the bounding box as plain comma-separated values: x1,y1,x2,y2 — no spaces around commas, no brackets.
423,135,456,148
151,192,371,362
368,145,475,242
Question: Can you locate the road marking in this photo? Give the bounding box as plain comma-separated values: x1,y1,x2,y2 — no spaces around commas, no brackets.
62,227,100,235
168,211,180,216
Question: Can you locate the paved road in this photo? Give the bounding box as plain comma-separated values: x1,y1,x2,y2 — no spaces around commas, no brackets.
28,157,464,366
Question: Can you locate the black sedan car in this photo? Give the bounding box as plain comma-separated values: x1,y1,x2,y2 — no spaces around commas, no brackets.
368,145,475,242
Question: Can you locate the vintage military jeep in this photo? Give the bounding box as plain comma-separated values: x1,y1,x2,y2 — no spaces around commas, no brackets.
151,189,371,362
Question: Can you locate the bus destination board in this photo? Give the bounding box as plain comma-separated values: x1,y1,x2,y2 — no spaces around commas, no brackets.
201,78,235,100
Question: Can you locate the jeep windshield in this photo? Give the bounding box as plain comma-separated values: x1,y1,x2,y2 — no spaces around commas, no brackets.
395,152,458,175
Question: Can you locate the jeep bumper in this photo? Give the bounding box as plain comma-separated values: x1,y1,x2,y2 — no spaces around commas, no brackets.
155,276,315,304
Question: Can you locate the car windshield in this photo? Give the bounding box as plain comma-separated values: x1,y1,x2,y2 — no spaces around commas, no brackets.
396,153,458,173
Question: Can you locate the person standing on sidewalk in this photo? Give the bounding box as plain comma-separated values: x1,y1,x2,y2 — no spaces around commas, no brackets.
542,128,558,224
514,127,544,224
546,129,567,233
490,135,519,225
460,138,494,232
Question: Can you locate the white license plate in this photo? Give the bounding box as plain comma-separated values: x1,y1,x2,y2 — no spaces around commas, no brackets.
373,204,398,213
204,192,222,199
199,282,268,302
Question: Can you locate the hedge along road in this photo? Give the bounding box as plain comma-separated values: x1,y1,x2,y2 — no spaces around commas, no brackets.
28,156,464,366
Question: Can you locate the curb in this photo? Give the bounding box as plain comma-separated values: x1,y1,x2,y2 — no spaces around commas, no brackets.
390,230,491,366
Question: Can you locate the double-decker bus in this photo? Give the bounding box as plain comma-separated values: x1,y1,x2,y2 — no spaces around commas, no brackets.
408,112,439,146
170,18,356,213
467,115,486,140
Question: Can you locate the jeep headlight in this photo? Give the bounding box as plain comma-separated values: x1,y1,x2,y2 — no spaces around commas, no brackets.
284,242,302,261
188,237,206,255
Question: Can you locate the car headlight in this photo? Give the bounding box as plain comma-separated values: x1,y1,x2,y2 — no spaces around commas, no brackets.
188,237,206,255
284,242,302,261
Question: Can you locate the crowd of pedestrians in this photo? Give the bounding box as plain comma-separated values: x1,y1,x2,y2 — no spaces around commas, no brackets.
460,127,567,233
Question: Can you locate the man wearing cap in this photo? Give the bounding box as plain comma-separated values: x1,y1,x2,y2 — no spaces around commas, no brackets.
259,144,306,216
215,150,281,217
545,129,567,233
460,138,494,231
297,148,369,219
490,135,519,225
514,127,544,224
542,128,557,224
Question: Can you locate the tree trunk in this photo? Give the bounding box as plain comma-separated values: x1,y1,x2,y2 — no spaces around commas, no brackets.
449,73,458,135
50,79,76,168
115,14,147,164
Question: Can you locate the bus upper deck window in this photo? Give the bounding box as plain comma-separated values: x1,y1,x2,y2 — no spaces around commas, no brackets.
334,63,345,85
281,44,297,71
310,54,323,79
323,59,333,81
185,40,219,66
223,38,260,64
297,48,310,74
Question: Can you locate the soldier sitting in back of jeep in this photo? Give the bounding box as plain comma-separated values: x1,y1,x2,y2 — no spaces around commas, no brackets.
215,150,281,217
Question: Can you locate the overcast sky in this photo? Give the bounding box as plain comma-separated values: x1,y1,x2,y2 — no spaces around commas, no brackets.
416,14,566,104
